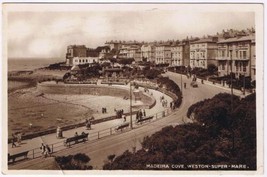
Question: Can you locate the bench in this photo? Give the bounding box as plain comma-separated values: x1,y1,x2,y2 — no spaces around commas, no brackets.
115,122,130,131
8,151,29,164
136,116,154,124
64,133,89,147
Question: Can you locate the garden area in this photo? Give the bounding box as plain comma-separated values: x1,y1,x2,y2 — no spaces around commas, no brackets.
102,93,256,170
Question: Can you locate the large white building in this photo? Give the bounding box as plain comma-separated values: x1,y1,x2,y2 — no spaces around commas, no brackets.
72,57,99,65
171,44,184,66
141,44,155,62
217,35,255,79
155,45,172,65
190,37,218,69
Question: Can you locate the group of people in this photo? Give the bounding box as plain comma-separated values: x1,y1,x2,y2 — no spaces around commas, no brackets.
161,99,168,108
40,143,52,158
170,101,175,110
74,131,88,143
115,109,124,118
85,119,92,129
102,107,107,114
136,109,146,121
11,133,22,148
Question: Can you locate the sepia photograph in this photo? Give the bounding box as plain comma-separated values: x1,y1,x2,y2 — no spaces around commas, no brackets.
1,2,264,175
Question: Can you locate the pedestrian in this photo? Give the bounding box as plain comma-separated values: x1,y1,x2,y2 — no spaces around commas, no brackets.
143,109,146,117
74,132,78,143
74,132,78,137
16,133,21,145
139,110,143,119
81,131,87,142
40,143,46,157
45,144,52,157
123,115,126,122
136,112,139,121
11,137,16,148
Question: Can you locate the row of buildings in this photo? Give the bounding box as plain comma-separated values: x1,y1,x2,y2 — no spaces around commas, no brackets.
65,28,256,80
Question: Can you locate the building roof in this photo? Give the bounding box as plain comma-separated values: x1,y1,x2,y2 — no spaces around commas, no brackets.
217,35,255,43
190,38,218,44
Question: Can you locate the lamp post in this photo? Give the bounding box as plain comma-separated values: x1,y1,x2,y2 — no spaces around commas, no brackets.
129,80,133,129
229,49,235,153
181,73,183,95
230,50,233,112
243,74,246,95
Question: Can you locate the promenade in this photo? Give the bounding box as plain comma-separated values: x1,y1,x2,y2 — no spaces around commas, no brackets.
7,84,173,168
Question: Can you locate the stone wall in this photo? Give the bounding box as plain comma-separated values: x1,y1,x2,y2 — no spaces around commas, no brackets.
37,82,130,98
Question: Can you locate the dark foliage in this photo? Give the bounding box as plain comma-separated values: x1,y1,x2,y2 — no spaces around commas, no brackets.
47,62,70,70
143,69,162,80
55,153,93,170
117,58,135,65
103,93,256,170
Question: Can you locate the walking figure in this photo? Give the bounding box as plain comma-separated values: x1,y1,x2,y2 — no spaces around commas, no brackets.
11,138,16,148
143,109,146,117
16,133,22,145
45,144,52,157
40,143,46,157
74,132,78,143
184,83,186,89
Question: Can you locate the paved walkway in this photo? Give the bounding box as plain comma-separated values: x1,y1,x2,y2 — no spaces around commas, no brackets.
8,85,172,160
169,71,252,98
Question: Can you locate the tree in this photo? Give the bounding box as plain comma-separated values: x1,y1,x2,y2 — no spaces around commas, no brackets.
103,93,256,170
55,153,93,170
207,64,218,75
63,72,71,81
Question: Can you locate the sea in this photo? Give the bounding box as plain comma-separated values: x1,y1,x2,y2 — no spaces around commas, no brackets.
8,58,64,91
8,58,64,72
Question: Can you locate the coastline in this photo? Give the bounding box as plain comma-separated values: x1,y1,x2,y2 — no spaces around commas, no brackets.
8,68,67,93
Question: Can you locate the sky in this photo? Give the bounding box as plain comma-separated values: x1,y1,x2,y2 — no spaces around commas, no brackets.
5,4,255,59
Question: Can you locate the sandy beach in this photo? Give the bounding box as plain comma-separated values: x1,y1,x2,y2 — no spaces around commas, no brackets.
7,69,140,136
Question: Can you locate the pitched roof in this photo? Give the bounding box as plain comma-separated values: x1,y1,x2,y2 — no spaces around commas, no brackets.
218,35,255,43
190,38,217,44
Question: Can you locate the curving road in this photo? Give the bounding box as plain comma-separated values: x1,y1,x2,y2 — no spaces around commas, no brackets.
9,72,234,171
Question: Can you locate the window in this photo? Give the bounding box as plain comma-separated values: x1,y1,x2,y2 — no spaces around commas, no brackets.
222,63,225,70
243,51,247,58
236,51,238,58
243,62,247,72
236,63,239,72
243,65,247,72
222,51,225,57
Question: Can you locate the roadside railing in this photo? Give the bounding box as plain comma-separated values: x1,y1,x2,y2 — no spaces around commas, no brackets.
10,107,172,163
